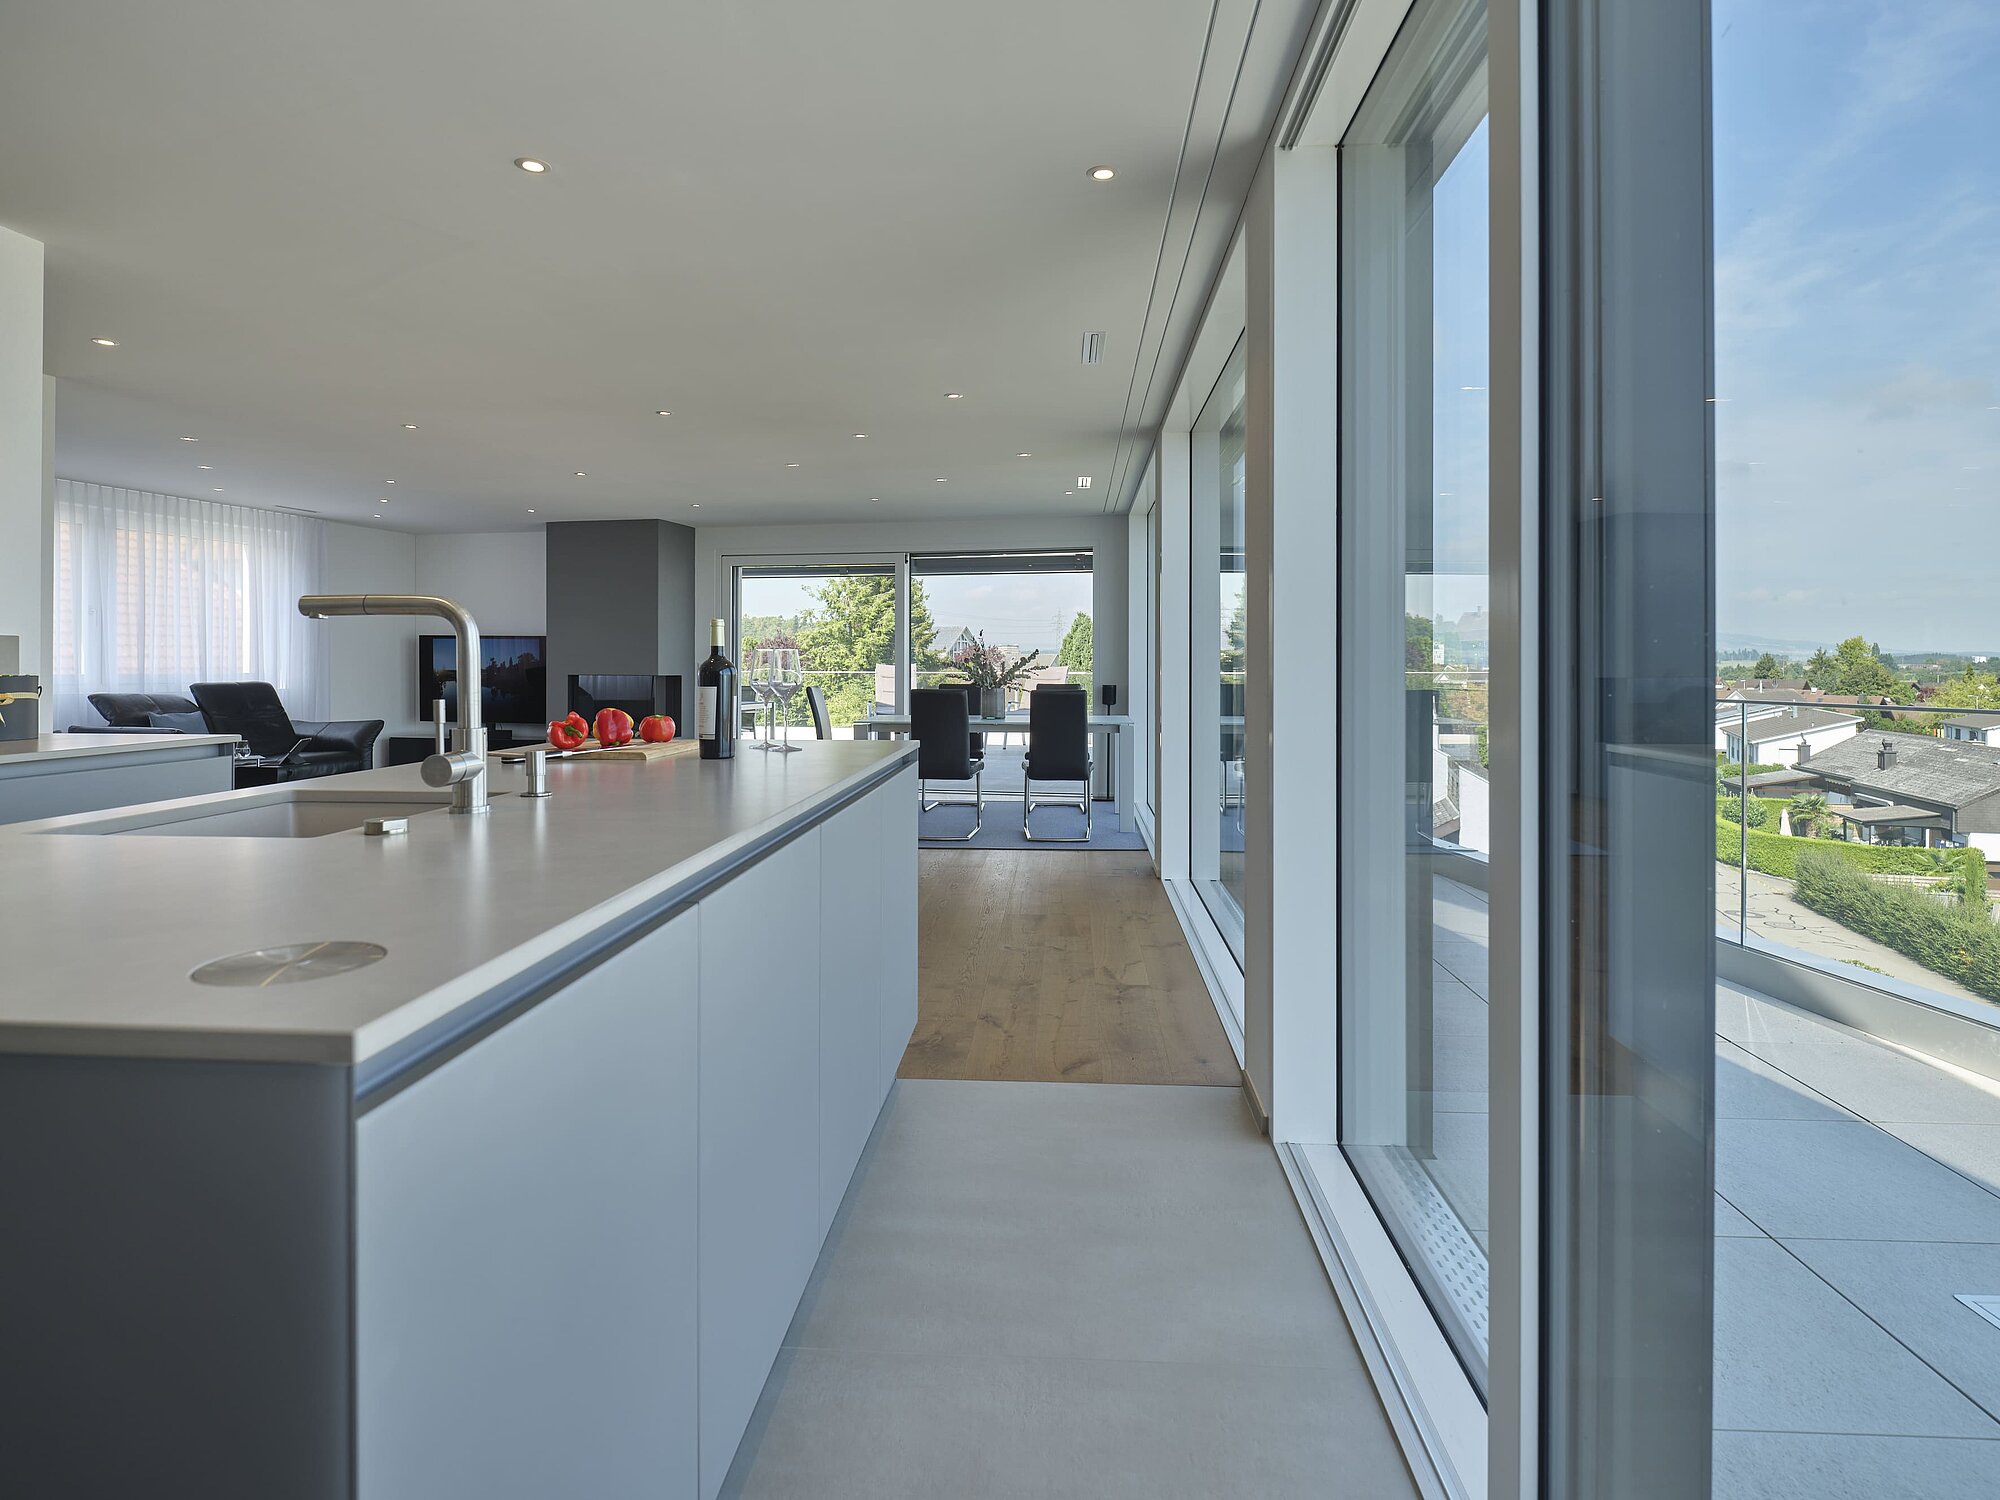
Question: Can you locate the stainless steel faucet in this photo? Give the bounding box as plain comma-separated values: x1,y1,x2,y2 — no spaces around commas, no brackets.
298,593,490,814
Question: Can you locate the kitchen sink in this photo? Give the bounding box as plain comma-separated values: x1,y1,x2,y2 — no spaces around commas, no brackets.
42,787,452,839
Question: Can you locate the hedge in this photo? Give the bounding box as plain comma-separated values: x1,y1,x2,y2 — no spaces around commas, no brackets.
1793,850,2000,1002
1716,818,1989,902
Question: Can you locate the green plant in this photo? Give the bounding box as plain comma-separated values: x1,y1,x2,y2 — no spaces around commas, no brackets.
1718,795,1771,830
1715,818,1988,897
1788,791,1830,839
948,632,1044,693
1792,850,2000,1001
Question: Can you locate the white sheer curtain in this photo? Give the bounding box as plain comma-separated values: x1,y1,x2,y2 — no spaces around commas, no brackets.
51,481,328,730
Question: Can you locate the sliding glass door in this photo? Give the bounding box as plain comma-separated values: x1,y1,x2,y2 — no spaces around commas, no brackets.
1191,339,1249,952
1337,0,1493,1393
734,562,901,738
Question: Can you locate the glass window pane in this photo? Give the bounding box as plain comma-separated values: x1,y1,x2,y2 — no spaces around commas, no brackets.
1338,0,1491,1393
1192,338,1249,957
913,559,1095,798
1710,2,2000,1488
737,565,897,737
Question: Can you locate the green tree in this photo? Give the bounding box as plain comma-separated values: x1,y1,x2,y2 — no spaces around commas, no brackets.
1788,791,1830,839
1804,647,1836,685
1056,612,1094,674
1752,652,1780,679
1221,596,1247,678
790,575,940,727
1925,667,2000,711
1830,635,1902,698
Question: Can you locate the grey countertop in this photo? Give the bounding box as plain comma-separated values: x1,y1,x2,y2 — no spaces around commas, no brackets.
0,731,239,765
0,740,914,1065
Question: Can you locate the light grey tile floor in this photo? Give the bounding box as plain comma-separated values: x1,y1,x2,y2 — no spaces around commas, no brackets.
720,1080,1416,1500
1720,993,2000,1498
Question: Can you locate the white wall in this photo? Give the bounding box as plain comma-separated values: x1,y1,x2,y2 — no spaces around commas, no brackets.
692,517,1129,704
414,531,546,635
322,522,419,730
0,226,45,674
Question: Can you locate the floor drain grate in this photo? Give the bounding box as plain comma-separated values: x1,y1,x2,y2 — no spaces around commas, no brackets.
1954,1294,2000,1331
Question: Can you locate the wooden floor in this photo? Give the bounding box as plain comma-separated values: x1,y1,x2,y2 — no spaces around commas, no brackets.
901,850,1240,1086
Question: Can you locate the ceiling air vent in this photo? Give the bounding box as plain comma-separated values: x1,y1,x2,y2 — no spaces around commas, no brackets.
273,505,321,516
1080,331,1106,365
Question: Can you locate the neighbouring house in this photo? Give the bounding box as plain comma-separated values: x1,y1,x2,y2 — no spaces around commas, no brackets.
1793,732,2000,858
1940,712,2000,748
1718,704,1863,768
933,624,979,658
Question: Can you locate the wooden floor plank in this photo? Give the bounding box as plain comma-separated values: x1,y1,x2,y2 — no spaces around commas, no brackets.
900,850,1240,1086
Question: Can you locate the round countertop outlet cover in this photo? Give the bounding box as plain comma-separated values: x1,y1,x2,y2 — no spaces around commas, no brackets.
190,940,388,987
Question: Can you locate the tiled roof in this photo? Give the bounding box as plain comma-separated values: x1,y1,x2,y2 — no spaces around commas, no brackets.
1942,712,2000,729
1802,733,2000,810
1733,707,1863,742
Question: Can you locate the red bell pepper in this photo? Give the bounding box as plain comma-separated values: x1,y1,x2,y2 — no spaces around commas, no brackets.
593,707,635,747
548,718,587,751
638,714,676,744
565,710,589,738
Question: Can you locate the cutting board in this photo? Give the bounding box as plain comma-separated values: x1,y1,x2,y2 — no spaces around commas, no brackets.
499,738,700,764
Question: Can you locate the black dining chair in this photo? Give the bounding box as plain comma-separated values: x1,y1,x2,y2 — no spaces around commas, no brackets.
805,684,832,741
1022,684,1092,841
910,687,984,839
945,680,985,755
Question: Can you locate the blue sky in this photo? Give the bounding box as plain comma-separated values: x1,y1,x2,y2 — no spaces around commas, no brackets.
1714,0,2000,651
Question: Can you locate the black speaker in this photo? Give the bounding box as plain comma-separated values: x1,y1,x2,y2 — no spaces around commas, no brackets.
1101,683,1118,710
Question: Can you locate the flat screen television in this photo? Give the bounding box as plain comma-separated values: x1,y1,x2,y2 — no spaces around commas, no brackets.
568,674,682,726
418,635,547,725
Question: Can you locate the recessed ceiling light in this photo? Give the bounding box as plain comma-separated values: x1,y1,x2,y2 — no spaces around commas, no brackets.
196,464,212,470
945,392,963,400
1017,452,1032,458
852,433,867,439
1065,490,1075,495
179,435,199,442
656,410,671,417
574,471,587,477
934,477,947,483
514,157,550,174
91,337,118,347
527,508,536,514
384,479,395,484
1088,166,1116,181
870,497,880,502
212,487,224,493
691,503,700,508
402,423,419,430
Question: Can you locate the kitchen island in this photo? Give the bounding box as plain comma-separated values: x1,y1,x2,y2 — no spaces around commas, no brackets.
0,729,238,824
0,739,918,1500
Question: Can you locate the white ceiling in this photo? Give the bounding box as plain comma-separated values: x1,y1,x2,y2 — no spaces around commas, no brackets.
0,0,1317,533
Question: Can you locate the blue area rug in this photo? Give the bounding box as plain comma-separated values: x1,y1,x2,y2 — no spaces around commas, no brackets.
919,799,1145,851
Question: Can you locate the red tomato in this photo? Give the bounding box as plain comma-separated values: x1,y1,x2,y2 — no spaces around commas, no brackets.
593,707,635,747
638,714,676,744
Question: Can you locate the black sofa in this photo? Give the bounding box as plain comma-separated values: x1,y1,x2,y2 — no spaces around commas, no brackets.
186,682,385,777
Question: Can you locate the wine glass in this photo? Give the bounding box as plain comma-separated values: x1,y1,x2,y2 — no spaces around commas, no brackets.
749,648,775,750
771,649,803,753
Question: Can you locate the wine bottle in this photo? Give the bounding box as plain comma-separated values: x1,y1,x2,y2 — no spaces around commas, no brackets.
697,617,736,760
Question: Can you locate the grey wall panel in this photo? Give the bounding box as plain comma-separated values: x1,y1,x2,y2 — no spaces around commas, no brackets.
697,828,822,1500
355,907,700,1500
545,518,697,723
545,519,665,722
0,1054,352,1499
658,519,697,686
